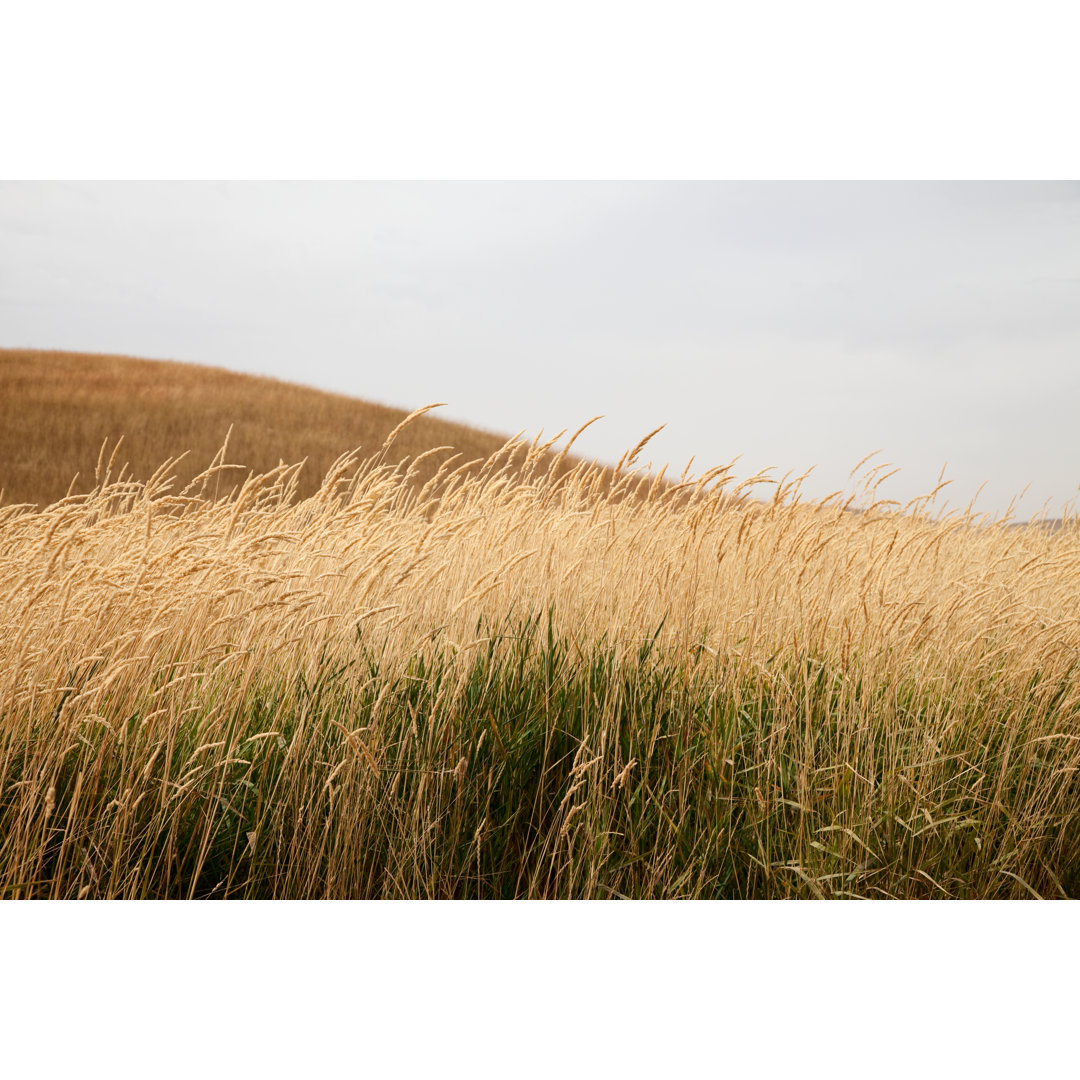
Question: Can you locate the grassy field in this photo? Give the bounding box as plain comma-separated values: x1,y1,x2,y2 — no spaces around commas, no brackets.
0,349,535,509
2,352,1080,898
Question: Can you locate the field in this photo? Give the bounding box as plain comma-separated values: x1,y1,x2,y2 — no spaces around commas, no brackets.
0,349,527,510
3,352,1080,898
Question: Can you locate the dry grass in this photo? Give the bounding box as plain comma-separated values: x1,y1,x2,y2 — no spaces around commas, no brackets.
2,392,1079,897
0,348,549,509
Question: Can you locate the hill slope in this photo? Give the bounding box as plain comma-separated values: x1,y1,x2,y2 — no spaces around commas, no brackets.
0,349,538,508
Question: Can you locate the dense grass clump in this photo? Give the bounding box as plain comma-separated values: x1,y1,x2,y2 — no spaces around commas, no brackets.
5,615,1080,899
2,407,1079,898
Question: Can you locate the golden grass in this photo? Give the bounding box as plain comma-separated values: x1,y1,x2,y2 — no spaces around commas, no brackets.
0,348,542,509
2,393,1080,896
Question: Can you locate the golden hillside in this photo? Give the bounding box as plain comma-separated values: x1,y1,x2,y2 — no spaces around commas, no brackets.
0,348,547,509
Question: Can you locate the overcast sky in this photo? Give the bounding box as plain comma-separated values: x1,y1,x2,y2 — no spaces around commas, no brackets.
3,180,1079,518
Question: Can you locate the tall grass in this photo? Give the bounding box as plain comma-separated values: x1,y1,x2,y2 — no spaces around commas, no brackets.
2,414,1079,898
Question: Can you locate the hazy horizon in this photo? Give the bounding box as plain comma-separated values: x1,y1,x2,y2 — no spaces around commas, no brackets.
3,180,1079,518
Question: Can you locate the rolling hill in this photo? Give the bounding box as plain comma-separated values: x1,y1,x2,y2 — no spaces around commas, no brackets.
0,348,548,509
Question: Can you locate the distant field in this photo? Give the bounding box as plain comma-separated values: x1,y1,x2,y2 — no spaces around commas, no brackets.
0,349,534,509
3,348,1080,898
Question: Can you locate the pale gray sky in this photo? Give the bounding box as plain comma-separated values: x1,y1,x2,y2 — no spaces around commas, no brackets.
3,180,1079,518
